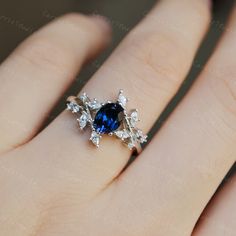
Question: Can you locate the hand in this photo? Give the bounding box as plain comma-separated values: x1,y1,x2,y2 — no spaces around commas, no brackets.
0,0,235,235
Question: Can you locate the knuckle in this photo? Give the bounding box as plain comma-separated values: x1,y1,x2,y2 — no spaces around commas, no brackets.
210,66,236,113
123,30,190,85
206,65,236,139
16,36,73,74
14,13,100,74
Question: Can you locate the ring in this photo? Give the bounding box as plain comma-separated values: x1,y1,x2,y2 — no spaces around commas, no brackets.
66,90,147,152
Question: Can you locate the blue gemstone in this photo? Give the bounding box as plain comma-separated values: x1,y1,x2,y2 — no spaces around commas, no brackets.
93,103,124,134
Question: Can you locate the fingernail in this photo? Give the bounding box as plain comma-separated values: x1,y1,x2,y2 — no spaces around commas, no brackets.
90,14,111,33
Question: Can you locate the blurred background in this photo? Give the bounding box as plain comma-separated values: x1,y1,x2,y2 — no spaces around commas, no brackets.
0,0,235,178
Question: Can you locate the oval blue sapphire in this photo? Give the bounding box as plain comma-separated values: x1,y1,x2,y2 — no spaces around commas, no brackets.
93,103,124,134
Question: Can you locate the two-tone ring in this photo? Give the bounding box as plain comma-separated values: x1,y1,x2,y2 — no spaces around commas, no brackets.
66,90,147,152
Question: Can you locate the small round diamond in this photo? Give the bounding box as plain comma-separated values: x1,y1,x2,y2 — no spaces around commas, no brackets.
78,113,88,129
128,142,135,150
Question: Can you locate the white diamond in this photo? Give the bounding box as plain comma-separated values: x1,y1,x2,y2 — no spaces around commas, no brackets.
122,131,130,139
78,113,88,129
135,129,147,143
128,142,135,150
118,93,128,107
88,99,102,110
130,110,139,126
79,93,88,103
90,131,100,147
135,129,142,137
67,102,80,113
140,135,147,143
115,130,123,139
66,102,73,110
115,130,130,139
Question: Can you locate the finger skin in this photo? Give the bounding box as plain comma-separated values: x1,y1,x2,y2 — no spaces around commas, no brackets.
0,13,111,154
0,1,211,236
193,175,236,236
35,0,211,199
108,6,236,236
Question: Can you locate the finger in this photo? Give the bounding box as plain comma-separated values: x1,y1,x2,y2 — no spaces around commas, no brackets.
33,0,211,194
0,13,111,153
193,173,236,236
109,7,236,236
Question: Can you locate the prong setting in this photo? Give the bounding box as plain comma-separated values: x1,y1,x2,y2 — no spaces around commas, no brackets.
66,90,147,150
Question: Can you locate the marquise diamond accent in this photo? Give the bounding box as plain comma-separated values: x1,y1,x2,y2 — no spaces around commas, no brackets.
118,90,128,107
90,131,101,147
78,113,88,129
130,110,139,127
115,130,130,140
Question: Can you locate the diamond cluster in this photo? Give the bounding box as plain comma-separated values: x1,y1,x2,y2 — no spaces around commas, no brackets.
66,90,147,150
